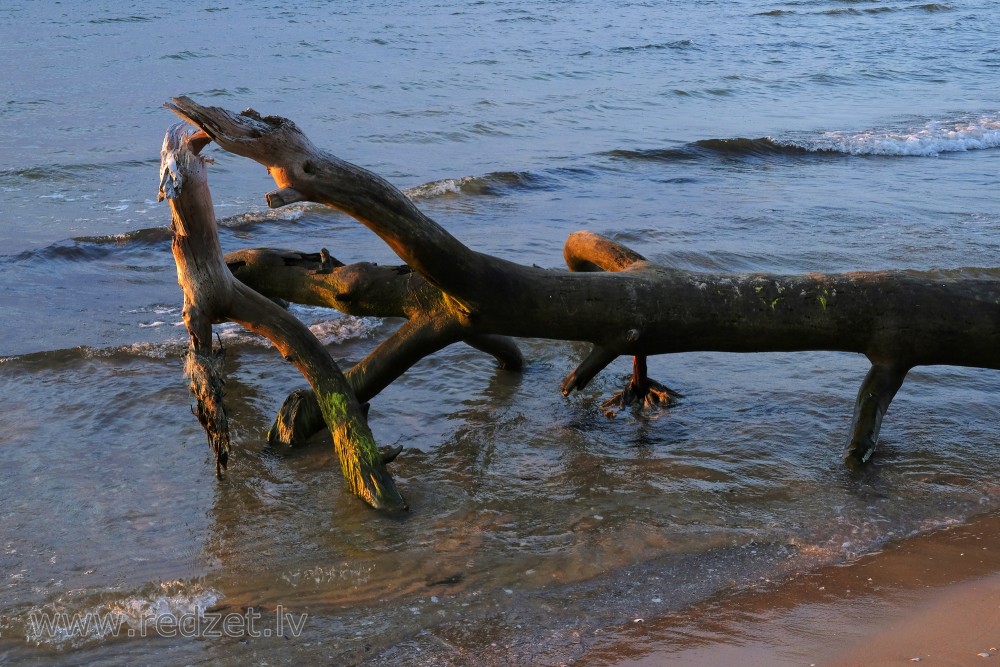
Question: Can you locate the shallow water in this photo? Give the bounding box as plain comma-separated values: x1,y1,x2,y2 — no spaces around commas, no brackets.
2,0,1000,664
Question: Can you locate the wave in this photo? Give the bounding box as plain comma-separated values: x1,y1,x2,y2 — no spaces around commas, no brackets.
806,115,1000,155
603,138,820,163
173,309,381,349
15,579,220,649
217,204,309,228
612,40,696,53
3,204,312,265
0,311,383,369
87,14,157,24
160,50,216,61
404,170,557,200
606,113,1000,164
5,227,172,265
0,159,159,187
758,2,951,15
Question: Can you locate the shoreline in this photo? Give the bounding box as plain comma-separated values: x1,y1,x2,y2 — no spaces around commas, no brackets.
579,511,1000,666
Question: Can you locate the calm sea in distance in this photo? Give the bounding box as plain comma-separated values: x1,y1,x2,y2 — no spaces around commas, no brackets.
1,0,999,664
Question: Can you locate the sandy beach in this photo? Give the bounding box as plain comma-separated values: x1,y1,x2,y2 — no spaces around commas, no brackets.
579,511,1000,666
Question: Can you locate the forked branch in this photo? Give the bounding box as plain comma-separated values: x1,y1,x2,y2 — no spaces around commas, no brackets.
159,123,406,511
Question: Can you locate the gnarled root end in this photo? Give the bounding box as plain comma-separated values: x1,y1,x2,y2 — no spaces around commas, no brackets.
601,378,683,417
184,348,231,477
601,355,683,418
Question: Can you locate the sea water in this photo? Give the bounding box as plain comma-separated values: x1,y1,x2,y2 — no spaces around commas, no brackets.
1,1,999,663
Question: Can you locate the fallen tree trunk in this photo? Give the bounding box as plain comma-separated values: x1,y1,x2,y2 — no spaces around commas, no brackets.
165,96,1000,483
159,123,406,511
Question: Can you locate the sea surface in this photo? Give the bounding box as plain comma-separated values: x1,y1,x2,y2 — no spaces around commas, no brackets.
1,1,999,664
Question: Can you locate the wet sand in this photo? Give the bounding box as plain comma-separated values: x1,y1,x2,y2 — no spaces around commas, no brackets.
579,511,1000,667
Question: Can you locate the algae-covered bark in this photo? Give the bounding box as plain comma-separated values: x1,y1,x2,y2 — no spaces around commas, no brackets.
316,391,395,509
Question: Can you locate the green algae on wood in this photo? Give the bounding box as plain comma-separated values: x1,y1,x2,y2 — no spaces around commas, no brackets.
317,389,403,510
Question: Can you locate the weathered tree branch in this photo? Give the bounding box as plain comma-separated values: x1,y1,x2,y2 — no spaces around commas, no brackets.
165,96,1000,470
159,127,232,477
225,247,524,383
159,123,406,511
224,247,524,445
845,363,910,465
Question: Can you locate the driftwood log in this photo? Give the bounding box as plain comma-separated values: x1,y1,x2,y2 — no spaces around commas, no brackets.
163,96,1000,510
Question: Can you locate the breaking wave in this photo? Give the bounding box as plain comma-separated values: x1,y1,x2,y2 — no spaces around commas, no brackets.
805,115,1000,155
607,113,1000,163
404,170,556,200
17,580,221,649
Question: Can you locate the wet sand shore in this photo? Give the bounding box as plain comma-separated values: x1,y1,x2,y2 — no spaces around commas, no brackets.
580,511,1000,667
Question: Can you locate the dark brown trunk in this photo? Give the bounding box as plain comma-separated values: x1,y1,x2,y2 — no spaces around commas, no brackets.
163,96,1000,479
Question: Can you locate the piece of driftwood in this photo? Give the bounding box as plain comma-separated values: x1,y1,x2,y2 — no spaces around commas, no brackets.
159,123,406,511
163,96,1000,510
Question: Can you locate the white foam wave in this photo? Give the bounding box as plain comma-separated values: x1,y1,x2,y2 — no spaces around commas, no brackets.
309,315,381,345
803,114,1000,156
212,312,381,348
404,176,477,199
23,580,222,648
117,302,379,354
82,340,187,360
215,202,309,229
126,305,180,316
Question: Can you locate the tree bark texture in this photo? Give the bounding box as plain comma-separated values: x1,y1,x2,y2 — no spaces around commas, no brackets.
164,96,1000,490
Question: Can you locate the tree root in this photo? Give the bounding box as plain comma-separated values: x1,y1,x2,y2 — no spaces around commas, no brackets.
600,356,683,417
267,388,321,447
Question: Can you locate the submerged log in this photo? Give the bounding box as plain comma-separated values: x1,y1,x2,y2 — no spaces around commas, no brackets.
159,123,406,511
165,96,1000,480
